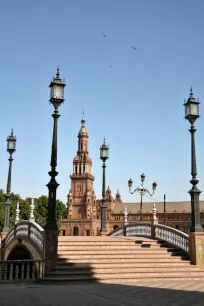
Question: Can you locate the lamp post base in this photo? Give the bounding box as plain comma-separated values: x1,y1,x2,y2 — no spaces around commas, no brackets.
44,230,59,272
190,224,203,233
100,229,108,236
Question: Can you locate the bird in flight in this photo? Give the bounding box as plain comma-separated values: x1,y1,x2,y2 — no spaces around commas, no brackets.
103,33,106,38
131,46,138,51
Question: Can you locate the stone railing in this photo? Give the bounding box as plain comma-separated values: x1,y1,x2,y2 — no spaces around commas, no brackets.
0,260,44,282
155,224,189,253
109,227,124,237
108,222,189,254
108,222,152,238
2,221,44,253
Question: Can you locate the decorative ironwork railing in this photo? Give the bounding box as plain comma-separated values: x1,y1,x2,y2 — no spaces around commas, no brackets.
155,224,189,253
2,221,44,253
108,222,152,237
0,260,44,282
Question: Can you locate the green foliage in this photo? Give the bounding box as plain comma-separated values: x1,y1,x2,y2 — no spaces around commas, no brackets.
0,191,67,230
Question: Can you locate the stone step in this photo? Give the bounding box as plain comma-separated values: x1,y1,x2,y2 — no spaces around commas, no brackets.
58,237,132,241
58,244,164,250
58,249,172,258
58,246,170,254
56,262,193,268
57,245,162,250
58,241,161,246
57,257,189,263
57,253,176,259
41,271,204,282
58,238,160,244
49,267,200,275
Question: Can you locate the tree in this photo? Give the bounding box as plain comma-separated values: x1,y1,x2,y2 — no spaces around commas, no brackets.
0,192,67,231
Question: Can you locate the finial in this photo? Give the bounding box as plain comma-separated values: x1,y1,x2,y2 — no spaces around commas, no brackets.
190,86,193,97
82,109,84,118
15,202,20,224
103,137,106,144
29,198,35,220
11,128,13,136
124,206,128,225
56,65,60,78
117,189,119,193
152,203,158,221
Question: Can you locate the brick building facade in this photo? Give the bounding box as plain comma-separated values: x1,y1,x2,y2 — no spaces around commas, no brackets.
60,116,204,236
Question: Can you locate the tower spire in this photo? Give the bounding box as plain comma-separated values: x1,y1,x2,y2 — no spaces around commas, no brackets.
190,86,193,98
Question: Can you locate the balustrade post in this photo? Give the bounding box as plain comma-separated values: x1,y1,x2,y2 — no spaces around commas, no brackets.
9,263,13,280
21,263,24,280
151,203,158,239
15,264,19,280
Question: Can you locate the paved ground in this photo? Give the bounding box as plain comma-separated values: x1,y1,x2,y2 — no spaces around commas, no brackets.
0,280,204,306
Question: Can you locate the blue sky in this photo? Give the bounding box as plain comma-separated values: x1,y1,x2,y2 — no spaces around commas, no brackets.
0,0,204,204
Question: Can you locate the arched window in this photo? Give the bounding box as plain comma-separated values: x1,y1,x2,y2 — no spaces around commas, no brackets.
73,226,79,236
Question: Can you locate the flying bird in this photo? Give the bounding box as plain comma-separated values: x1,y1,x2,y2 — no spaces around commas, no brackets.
103,33,106,38
131,46,138,51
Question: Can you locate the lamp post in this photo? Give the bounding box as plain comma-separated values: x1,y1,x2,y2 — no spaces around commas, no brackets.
184,88,203,232
128,174,157,221
100,138,109,234
3,129,16,232
45,67,66,230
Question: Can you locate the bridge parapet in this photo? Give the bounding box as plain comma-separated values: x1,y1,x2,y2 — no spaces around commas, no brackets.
1,221,44,260
155,224,189,253
108,222,189,254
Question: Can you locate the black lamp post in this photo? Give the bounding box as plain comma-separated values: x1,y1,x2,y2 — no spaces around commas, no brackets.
128,174,157,221
100,138,109,234
3,129,16,232
45,67,66,230
184,88,203,232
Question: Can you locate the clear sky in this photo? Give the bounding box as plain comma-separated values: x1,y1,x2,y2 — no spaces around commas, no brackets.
0,0,204,205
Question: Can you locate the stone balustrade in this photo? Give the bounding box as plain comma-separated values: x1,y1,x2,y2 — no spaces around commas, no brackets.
0,260,44,282
155,224,189,253
108,222,189,254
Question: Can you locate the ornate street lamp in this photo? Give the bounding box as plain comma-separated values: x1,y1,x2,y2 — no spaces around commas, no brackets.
100,138,109,234
3,129,16,232
45,67,66,230
184,87,203,232
128,174,157,221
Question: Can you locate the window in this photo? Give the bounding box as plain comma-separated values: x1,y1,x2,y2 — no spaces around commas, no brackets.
62,230,66,236
86,230,90,236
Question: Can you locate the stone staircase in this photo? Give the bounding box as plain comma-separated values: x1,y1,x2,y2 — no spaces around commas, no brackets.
40,236,204,283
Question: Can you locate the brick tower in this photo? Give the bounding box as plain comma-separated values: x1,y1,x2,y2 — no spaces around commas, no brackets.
64,116,99,235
